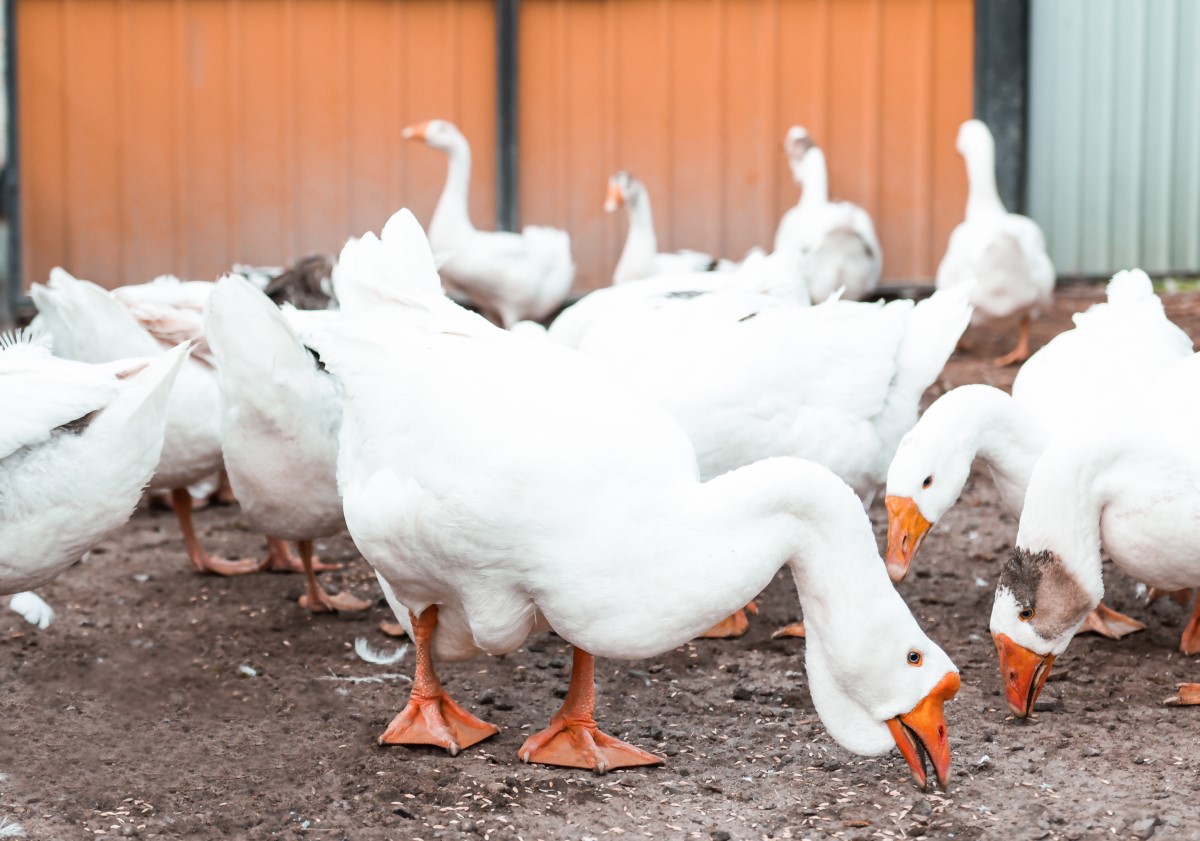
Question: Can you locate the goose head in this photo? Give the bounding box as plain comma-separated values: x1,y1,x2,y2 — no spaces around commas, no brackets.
402,119,467,153
955,119,995,162
884,391,982,582
805,603,960,789
990,546,1093,718
604,171,643,213
783,126,815,169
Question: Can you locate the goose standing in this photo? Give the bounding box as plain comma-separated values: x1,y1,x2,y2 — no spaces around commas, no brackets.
1,331,190,596
604,171,719,283
31,271,263,576
295,208,961,786
402,119,574,327
886,270,1194,638
989,351,1200,713
203,276,372,613
773,127,882,303
937,119,1054,366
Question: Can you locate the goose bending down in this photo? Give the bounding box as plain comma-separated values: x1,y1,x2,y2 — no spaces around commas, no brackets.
295,208,961,787
565,283,970,638
773,127,881,303
402,119,574,327
989,351,1200,714
886,269,1194,638
604,171,721,283
937,120,1054,366
1,330,190,597
31,271,265,576
203,276,372,613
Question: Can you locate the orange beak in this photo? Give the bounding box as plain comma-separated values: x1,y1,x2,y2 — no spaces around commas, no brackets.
401,121,430,141
886,671,960,790
604,180,624,213
993,632,1056,719
885,495,933,583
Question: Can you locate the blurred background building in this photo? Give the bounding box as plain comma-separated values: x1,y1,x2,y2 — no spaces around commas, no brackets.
2,0,1197,322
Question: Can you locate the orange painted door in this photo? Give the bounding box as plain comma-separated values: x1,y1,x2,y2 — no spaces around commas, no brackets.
17,0,496,290
519,0,973,292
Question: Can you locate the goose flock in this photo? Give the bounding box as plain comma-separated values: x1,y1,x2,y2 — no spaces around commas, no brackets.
3,117,1198,801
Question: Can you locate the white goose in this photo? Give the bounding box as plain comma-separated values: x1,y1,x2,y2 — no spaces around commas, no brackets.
1,330,190,597
203,275,372,612
773,127,882,303
937,119,1054,366
293,208,961,787
604,171,719,283
402,119,575,327
31,270,261,576
990,351,1200,714
886,269,1194,638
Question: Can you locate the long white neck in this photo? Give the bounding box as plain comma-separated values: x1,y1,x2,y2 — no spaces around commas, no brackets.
963,138,1006,219
797,149,829,209
615,194,659,282
429,136,475,245
970,390,1048,515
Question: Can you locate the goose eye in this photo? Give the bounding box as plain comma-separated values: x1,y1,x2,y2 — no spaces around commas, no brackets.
1019,608,1035,622
922,475,933,489
906,650,923,666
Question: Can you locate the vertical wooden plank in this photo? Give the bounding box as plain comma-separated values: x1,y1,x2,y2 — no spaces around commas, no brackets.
775,0,829,228
122,0,178,282
346,0,395,236
457,0,497,230
62,0,123,285
17,0,69,288
402,0,459,228
826,0,878,210
930,0,973,276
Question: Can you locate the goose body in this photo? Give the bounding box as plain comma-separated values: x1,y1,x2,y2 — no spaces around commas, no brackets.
0,332,189,594
990,351,1200,715
936,120,1054,364
564,286,970,500
296,209,960,785
605,171,719,283
404,120,574,327
774,128,881,303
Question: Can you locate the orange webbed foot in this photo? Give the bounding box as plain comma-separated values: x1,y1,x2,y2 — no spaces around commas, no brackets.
771,622,806,639
1079,602,1144,640
1164,683,1200,706
519,718,662,773
696,605,753,639
258,538,342,574
193,555,262,576
379,621,408,638
378,692,498,754
299,588,373,614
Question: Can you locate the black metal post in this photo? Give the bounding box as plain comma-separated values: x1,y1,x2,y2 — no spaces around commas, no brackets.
974,0,1031,214
1,0,19,325
495,0,519,232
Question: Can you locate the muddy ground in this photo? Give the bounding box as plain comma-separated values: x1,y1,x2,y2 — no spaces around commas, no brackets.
4,285,1200,841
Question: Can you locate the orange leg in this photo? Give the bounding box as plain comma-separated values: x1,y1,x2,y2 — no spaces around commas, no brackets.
771,622,806,640
171,488,260,576
1079,601,1145,640
379,605,498,754
258,536,342,574
1147,587,1193,607
993,314,1032,367
519,647,662,773
1179,595,1200,655
696,601,757,640
295,540,372,613
1165,683,1200,706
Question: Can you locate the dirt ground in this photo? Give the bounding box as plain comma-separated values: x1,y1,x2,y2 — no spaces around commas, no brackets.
4,285,1200,841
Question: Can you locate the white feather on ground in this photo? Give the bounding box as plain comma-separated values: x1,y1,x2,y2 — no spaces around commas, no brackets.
353,637,409,666
6,592,54,629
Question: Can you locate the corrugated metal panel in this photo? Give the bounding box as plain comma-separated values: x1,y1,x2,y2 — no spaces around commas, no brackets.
17,0,496,291
1028,0,1200,275
518,0,974,292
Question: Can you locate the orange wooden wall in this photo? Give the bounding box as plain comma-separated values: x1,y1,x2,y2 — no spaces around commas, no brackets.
17,0,496,290
519,0,974,292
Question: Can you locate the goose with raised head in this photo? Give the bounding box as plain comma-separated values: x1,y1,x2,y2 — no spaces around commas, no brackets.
293,208,961,787
403,119,575,327
1,331,191,597
886,269,1194,638
203,276,372,613
774,127,882,303
937,119,1054,366
604,171,719,283
989,351,1200,713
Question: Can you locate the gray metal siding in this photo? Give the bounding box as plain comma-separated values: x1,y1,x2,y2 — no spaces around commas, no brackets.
1028,0,1200,276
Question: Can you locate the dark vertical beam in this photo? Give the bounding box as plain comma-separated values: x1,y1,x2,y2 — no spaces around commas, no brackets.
495,0,519,232
974,0,1030,213
1,0,18,325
